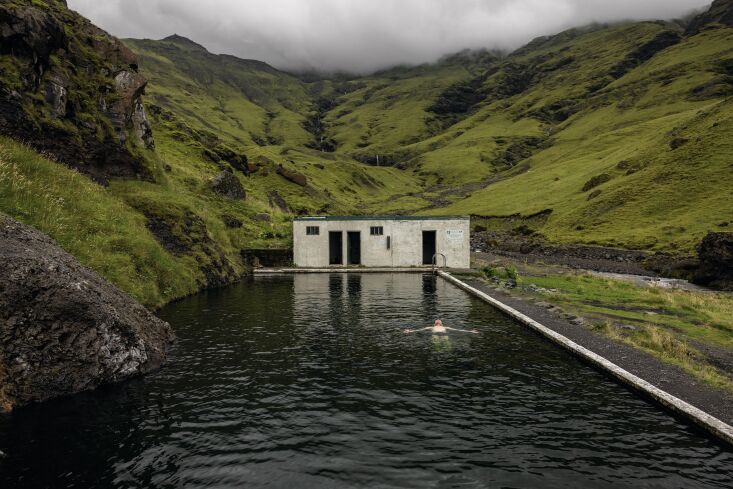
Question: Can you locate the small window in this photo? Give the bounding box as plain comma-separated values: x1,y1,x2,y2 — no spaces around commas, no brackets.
370,226,384,236
306,226,320,236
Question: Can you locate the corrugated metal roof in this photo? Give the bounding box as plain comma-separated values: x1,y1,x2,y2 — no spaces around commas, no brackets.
293,215,469,221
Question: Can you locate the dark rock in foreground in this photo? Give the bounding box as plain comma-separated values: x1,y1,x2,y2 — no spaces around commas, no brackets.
694,232,733,290
0,215,174,412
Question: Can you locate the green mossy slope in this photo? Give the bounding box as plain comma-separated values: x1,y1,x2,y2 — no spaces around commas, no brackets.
434,25,733,252
1,0,732,307
0,136,190,306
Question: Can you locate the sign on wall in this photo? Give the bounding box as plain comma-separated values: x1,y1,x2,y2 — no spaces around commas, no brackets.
446,229,464,241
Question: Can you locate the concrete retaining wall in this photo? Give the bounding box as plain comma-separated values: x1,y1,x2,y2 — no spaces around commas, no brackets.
242,248,293,268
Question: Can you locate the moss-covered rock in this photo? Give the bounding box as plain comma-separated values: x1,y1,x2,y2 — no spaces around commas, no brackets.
140,206,240,288
582,174,612,192
0,0,155,183
276,164,307,187
210,170,246,199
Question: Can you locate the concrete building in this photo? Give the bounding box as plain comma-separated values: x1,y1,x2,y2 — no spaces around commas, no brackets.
293,216,470,268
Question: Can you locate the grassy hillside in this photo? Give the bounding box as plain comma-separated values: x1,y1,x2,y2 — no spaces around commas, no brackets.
125,20,733,254
0,136,190,306
124,35,431,217
1,0,732,307
433,24,733,252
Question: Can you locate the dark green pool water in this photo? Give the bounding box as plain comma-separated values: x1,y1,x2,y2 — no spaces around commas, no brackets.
0,274,731,488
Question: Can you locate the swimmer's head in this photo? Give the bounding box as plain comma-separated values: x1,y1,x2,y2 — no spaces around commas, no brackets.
434,319,443,326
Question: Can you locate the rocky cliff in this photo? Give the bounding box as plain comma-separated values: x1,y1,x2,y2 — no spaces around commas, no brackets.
687,0,733,34
0,0,154,183
0,215,174,411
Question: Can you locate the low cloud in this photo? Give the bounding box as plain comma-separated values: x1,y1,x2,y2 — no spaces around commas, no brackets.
67,0,710,74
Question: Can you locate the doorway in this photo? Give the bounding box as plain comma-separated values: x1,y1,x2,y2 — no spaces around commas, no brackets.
422,230,436,265
329,231,343,265
347,231,361,265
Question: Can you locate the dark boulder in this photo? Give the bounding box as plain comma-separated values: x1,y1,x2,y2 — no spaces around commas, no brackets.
0,215,174,412
693,232,733,290
210,170,246,200
203,145,249,173
222,214,243,228
582,173,611,192
670,137,689,150
276,164,308,187
145,212,191,255
268,190,289,212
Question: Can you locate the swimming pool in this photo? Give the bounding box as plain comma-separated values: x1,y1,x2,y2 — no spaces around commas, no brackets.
0,273,730,488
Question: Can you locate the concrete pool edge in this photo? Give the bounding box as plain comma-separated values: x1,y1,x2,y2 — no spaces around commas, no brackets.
438,270,733,447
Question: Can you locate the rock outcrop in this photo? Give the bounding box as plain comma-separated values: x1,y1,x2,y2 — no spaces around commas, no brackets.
210,170,246,199
0,0,154,183
111,70,155,149
276,164,308,187
0,215,174,411
693,232,733,290
222,214,243,228
268,190,290,212
203,145,249,173
687,0,733,35
139,207,239,288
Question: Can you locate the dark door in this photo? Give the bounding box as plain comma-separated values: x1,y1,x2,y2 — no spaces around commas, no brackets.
347,231,361,265
329,231,343,265
422,230,436,265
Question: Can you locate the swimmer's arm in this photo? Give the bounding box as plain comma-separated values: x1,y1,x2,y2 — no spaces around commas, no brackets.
403,326,433,333
445,327,480,334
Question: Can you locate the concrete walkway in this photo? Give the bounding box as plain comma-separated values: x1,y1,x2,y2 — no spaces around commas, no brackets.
439,271,733,447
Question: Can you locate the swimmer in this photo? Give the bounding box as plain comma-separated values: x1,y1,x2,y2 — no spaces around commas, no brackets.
404,319,478,334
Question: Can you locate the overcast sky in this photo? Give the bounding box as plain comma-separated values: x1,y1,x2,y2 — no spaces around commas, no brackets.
67,0,711,73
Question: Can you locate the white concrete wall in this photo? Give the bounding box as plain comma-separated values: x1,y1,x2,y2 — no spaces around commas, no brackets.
293,218,470,268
